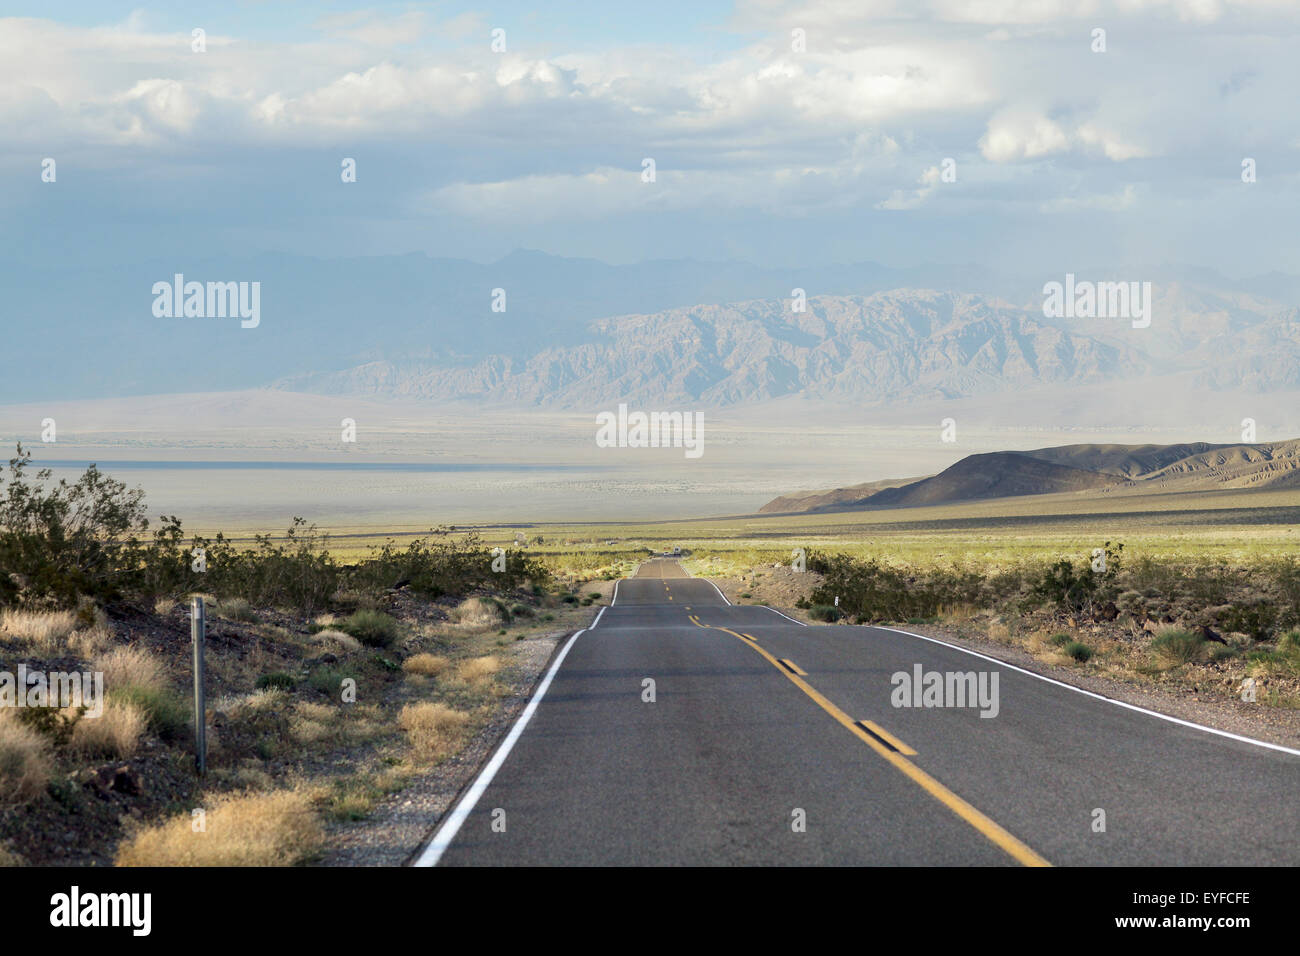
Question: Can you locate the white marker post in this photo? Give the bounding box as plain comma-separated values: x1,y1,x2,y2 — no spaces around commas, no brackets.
191,596,206,775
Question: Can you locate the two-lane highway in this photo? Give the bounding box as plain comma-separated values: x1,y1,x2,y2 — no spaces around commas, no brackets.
416,560,1300,866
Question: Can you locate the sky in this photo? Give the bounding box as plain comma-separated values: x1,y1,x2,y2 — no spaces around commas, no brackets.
2,1,1299,274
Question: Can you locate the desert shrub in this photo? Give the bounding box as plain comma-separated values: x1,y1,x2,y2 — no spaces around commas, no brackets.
0,608,78,654
349,529,549,599
1214,603,1278,640
197,519,338,616
510,603,534,618
1030,543,1123,614
69,700,146,758
450,597,507,629
307,667,354,698
14,705,81,747
218,597,256,622
1150,628,1205,666
1062,641,1094,662
255,672,296,692
807,552,986,622
1277,631,1300,657
398,702,470,760
0,709,50,805
338,609,399,648
457,655,500,685
808,604,843,622
111,686,190,741
1048,632,1073,647
93,645,168,693
402,653,450,676
0,446,152,606
115,790,321,866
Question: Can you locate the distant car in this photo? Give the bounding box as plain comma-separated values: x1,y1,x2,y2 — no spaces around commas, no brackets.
671,546,682,555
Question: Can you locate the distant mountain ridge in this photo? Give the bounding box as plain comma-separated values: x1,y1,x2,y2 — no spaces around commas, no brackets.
758,440,1300,513
276,284,1300,408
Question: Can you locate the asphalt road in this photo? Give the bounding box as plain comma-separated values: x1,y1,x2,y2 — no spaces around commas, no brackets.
418,559,1300,866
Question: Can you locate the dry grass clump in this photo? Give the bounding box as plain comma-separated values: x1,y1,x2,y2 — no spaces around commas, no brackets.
0,709,51,806
402,653,450,677
397,702,471,760
217,597,256,622
450,597,506,629
290,702,341,746
67,625,113,658
69,700,146,759
311,628,362,652
1149,627,1205,667
457,655,501,685
0,609,78,654
93,645,168,693
115,790,321,866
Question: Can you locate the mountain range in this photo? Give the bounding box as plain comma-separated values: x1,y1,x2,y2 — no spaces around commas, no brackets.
6,249,1300,407
274,284,1300,408
759,440,1300,513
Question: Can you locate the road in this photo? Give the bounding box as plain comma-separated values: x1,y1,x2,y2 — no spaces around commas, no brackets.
417,560,1300,866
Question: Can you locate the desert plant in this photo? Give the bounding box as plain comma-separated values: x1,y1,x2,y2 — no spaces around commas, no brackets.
1062,641,1094,662
338,609,399,648
115,790,321,866
255,672,296,692
402,653,450,676
397,702,470,760
0,708,50,806
69,700,146,758
1150,628,1205,666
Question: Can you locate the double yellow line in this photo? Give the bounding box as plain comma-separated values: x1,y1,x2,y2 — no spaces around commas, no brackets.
687,614,1050,867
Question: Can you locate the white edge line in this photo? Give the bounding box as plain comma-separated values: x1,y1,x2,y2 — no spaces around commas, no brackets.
871,624,1300,758
611,579,620,606
413,624,589,867
705,580,732,606
762,605,807,627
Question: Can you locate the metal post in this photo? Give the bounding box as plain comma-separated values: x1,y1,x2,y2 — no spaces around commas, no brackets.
191,595,206,775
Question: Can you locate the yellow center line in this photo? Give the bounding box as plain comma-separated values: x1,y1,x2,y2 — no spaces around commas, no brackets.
779,658,808,676
689,616,1050,868
860,720,918,756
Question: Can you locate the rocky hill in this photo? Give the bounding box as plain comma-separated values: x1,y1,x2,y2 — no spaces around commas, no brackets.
758,439,1300,513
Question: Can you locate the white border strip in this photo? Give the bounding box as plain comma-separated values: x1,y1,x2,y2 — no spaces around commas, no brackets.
762,605,807,627
872,625,1300,758
611,579,621,606
704,580,732,606
678,560,732,606
413,622,592,867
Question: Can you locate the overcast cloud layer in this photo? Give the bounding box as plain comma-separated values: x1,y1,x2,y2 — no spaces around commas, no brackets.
1,1,1298,272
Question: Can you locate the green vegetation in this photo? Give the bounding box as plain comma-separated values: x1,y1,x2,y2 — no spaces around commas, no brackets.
0,445,549,616
255,672,297,692
338,610,400,649
1150,629,1205,666
1062,641,1094,663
